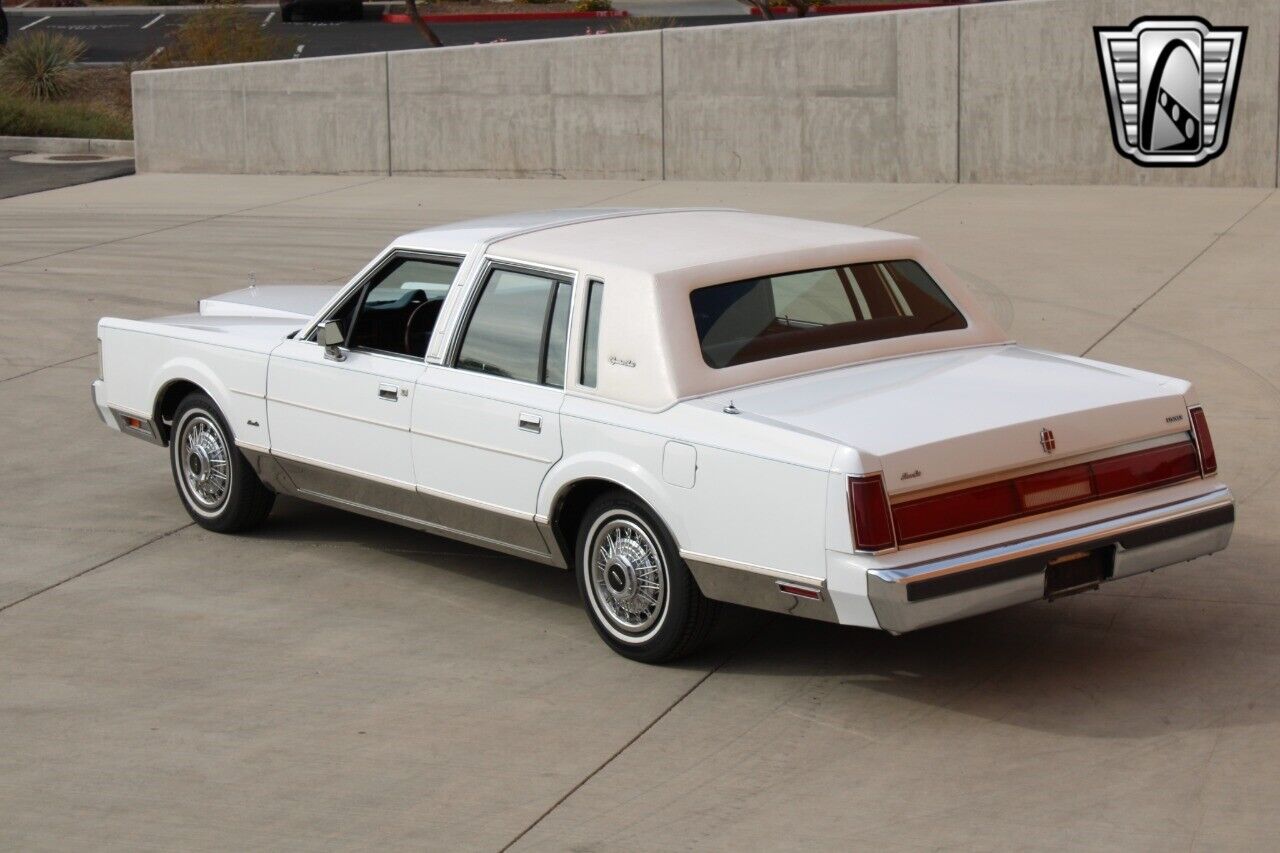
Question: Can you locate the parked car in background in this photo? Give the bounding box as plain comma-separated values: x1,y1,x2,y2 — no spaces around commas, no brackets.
279,0,363,22
91,209,1234,662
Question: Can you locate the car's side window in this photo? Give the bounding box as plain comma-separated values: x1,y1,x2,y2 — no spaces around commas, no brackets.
456,267,573,387
324,255,461,359
580,279,604,388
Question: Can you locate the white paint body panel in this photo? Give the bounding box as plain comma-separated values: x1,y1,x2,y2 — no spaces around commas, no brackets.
412,366,564,518
92,209,1230,633
267,340,423,488
199,284,340,321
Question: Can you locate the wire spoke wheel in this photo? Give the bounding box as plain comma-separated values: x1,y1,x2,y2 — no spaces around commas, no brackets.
178,413,231,512
589,517,667,636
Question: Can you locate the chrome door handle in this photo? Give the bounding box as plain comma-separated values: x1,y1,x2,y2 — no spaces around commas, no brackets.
378,384,400,401
518,413,542,433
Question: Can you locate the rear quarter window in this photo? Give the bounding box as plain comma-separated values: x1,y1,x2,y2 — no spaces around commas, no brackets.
690,260,966,369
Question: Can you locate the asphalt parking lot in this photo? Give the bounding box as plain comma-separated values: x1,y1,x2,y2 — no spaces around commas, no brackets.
0,149,135,200
4,6,746,62
1,173,1277,849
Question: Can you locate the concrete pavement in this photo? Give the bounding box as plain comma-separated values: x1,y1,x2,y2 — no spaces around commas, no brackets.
0,173,1277,850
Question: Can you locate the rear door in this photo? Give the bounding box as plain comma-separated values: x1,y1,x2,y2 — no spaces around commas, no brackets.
411,261,575,558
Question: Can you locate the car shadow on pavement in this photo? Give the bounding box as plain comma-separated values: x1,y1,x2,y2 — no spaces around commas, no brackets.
725,574,1276,739
240,497,1271,733
242,496,776,666
250,496,584,613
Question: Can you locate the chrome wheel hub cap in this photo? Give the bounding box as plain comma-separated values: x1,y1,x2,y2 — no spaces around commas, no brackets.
180,415,230,510
590,518,665,634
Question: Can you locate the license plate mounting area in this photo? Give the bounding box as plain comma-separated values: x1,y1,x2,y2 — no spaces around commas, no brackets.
1044,547,1114,600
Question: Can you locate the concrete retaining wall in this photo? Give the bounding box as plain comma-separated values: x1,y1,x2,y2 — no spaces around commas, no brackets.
132,0,1280,187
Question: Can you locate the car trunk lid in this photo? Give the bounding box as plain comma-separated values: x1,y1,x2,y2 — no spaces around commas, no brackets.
693,345,1191,494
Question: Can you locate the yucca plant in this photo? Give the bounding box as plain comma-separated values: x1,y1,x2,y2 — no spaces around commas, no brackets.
1,32,87,102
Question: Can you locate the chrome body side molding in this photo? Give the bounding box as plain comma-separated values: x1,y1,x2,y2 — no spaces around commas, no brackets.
112,409,164,445
683,552,839,623
242,448,567,569
866,487,1234,634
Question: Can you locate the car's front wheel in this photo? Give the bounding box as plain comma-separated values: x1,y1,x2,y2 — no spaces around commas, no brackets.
169,393,275,533
576,492,717,663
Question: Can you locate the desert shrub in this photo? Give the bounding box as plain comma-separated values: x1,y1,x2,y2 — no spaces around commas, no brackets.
0,91,132,139
0,32,87,101
573,0,612,10
155,6,289,67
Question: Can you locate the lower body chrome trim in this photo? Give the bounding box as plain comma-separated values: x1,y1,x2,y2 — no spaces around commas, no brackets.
109,407,164,445
241,447,566,568
866,487,1234,634
684,556,839,624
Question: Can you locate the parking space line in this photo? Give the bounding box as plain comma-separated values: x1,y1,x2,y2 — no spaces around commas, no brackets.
145,46,166,63
19,15,51,31
293,44,306,58
262,11,276,27
141,13,165,30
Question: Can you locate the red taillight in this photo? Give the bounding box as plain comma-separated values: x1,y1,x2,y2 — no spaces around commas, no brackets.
849,474,896,552
893,439,1202,545
1091,441,1199,496
1188,406,1217,475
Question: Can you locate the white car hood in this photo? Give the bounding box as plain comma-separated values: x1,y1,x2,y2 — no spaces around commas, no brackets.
691,345,1193,494
199,284,340,322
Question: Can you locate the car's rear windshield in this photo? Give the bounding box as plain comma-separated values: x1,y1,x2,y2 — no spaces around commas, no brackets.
690,260,967,369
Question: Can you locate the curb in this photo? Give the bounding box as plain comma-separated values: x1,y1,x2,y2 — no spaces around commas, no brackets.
747,2,940,15
382,9,627,23
0,135,134,156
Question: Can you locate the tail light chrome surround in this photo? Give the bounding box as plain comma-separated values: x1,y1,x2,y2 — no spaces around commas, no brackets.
848,473,898,554
1187,406,1217,476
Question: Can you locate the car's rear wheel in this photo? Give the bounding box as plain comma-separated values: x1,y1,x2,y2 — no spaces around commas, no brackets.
281,7,294,22
170,393,274,533
575,492,717,663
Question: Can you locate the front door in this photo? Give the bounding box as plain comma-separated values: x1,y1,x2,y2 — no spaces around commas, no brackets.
266,252,462,516
411,263,575,558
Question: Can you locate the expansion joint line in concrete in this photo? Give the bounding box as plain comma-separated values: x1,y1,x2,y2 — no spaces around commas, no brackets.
0,352,94,384
0,175,390,272
868,184,956,226
0,522,194,616
498,616,780,852
1080,189,1276,358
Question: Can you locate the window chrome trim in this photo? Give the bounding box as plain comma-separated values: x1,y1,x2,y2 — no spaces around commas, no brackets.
445,256,580,388
298,249,465,343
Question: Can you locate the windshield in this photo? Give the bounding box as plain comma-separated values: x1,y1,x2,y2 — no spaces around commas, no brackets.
690,260,967,369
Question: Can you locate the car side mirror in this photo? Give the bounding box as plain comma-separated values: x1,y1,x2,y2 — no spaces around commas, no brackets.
318,320,346,362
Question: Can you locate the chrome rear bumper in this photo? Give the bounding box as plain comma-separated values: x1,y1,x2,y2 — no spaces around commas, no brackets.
866,487,1234,634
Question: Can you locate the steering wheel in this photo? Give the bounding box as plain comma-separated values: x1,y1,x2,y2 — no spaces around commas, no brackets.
404,300,441,357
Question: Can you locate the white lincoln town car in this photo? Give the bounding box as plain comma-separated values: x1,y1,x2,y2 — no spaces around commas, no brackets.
91,209,1233,661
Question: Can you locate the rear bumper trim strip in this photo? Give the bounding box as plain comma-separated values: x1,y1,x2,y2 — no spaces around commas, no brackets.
866,487,1233,633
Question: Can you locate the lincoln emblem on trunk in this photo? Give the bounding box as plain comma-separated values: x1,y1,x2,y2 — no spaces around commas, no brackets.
1040,428,1057,454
